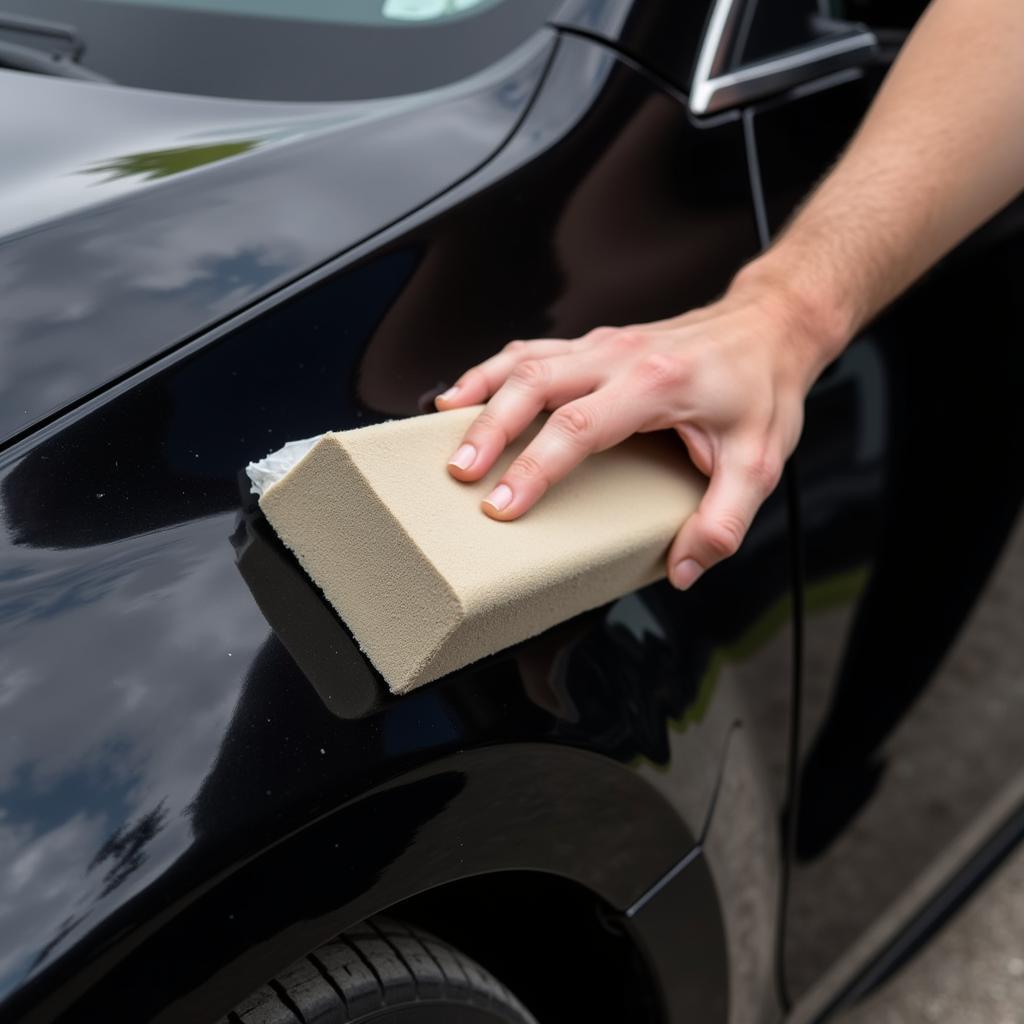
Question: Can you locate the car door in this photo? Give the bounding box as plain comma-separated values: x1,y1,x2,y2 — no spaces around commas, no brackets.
0,7,797,1022
707,0,1024,1011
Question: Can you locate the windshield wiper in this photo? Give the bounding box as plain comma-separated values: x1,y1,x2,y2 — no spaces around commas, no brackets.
0,11,109,81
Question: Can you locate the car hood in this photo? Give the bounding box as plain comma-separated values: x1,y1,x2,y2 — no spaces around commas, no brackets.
0,34,554,447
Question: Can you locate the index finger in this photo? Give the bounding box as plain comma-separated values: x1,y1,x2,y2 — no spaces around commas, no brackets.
435,339,575,409
480,385,644,520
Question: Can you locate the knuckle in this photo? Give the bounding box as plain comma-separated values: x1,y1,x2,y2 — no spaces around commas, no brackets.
612,329,645,351
503,339,528,354
584,326,616,343
472,409,507,441
551,403,595,444
635,352,684,390
509,358,549,389
745,452,783,495
508,451,549,487
703,514,745,560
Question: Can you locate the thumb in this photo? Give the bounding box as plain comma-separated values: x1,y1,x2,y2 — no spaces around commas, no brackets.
667,447,778,589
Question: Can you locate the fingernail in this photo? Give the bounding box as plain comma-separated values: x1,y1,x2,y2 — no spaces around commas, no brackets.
671,558,704,590
483,483,513,513
448,443,476,471
438,385,460,403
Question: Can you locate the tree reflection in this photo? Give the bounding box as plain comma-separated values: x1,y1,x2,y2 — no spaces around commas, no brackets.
81,142,257,183
88,800,168,899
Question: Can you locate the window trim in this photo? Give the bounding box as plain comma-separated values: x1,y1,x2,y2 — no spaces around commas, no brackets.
689,0,877,115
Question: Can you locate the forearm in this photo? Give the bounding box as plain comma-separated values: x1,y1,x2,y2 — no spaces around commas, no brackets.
735,0,1024,374
438,0,1024,585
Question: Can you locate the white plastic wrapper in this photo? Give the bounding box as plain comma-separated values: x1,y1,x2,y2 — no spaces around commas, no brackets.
245,436,324,497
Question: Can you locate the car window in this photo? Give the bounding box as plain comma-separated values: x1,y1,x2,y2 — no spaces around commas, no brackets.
825,0,929,31
95,0,505,26
731,0,832,67
0,0,558,100
732,0,924,69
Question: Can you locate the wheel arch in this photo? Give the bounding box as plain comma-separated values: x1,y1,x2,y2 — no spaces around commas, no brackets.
17,743,729,1024
379,870,666,1024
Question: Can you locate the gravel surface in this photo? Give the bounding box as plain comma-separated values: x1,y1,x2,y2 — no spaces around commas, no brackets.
841,846,1024,1024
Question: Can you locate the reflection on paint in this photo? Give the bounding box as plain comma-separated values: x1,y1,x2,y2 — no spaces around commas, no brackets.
383,0,496,20
80,141,259,183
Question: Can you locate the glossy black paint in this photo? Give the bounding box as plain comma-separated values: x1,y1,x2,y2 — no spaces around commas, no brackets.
627,850,729,1023
749,67,1024,1006
0,30,794,1024
0,34,552,446
550,0,710,93
35,748,693,1023
12,0,1018,1018
390,872,668,1024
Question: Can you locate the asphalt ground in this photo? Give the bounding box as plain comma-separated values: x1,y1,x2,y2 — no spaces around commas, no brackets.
841,843,1024,1024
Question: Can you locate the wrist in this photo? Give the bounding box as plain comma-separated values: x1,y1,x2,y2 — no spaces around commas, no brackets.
728,249,858,389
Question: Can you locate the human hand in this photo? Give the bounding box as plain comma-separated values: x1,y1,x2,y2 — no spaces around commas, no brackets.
436,272,841,589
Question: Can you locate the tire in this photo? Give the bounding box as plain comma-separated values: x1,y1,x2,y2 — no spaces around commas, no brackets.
223,916,539,1024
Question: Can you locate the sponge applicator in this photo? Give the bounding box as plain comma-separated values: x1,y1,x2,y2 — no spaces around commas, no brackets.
248,407,703,694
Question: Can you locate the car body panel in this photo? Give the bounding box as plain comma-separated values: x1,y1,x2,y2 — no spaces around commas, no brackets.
627,848,731,1024
0,31,554,446
11,0,1020,1019
16,745,705,1023
747,66,1024,1005
0,31,796,1022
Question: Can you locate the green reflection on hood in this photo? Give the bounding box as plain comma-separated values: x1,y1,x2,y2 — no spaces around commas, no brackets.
81,140,258,182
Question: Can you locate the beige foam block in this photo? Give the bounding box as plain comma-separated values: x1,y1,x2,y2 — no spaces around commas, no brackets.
258,407,704,694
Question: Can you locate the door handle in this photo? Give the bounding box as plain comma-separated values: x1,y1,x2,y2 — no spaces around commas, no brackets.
689,0,878,115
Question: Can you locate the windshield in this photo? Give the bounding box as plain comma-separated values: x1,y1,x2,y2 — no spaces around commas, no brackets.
0,0,557,100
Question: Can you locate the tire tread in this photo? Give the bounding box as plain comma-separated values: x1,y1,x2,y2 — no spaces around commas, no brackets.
229,915,536,1023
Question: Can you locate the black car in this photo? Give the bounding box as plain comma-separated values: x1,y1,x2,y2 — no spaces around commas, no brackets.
1,1,1022,1022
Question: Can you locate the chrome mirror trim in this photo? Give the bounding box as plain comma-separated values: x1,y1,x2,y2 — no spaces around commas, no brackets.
689,0,878,115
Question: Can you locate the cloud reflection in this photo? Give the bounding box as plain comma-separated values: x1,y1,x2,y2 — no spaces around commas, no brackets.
0,514,266,997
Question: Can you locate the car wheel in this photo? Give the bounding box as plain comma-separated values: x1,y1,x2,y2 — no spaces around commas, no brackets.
224,915,538,1023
